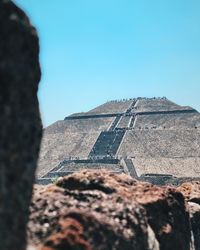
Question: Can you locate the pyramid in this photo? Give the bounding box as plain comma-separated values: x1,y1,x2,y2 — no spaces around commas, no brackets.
37,97,200,185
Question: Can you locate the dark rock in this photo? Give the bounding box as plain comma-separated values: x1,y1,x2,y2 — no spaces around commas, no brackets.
176,181,200,204
28,170,193,249
29,183,158,250
56,170,191,250
0,1,42,249
176,182,200,249
188,202,200,250
55,169,137,194
40,209,150,250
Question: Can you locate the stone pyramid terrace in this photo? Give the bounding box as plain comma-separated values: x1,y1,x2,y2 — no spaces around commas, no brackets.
37,97,200,185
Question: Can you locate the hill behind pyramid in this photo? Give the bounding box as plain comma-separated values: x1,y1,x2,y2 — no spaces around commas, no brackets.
37,97,200,185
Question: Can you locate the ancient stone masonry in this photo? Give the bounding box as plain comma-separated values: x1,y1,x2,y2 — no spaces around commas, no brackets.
0,1,42,249
88,130,125,158
38,97,200,185
124,158,138,179
108,115,121,131
129,114,136,128
38,158,124,185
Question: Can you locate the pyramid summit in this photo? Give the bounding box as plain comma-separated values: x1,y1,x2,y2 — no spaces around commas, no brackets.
37,97,200,185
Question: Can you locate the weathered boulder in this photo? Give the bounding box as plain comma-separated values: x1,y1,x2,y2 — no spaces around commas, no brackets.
0,0,42,249
177,182,200,250
56,170,191,250
28,170,193,250
188,202,200,250
29,184,158,250
176,181,200,204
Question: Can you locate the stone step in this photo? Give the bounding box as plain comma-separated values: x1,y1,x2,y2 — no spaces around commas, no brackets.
36,178,53,185
109,115,122,131
89,130,125,157
59,164,122,172
42,171,74,179
38,169,125,185
124,159,138,178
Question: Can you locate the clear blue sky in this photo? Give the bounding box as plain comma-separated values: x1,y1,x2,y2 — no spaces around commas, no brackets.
15,0,200,127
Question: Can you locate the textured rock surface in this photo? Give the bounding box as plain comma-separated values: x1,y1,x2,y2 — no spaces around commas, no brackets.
177,182,200,249
29,185,155,249
0,1,42,249
176,181,200,203
188,202,200,250
56,170,191,250
28,170,195,250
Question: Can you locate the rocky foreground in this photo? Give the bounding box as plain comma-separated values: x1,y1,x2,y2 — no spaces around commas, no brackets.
0,2,199,250
27,170,200,250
